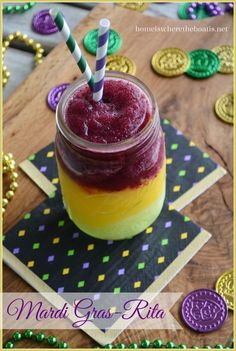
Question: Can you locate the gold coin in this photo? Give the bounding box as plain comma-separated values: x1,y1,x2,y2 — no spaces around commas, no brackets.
151,48,190,77
215,93,234,124
216,270,234,310
212,45,234,74
106,55,136,75
117,2,148,12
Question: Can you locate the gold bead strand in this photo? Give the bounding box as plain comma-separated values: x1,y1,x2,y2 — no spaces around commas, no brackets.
2,32,45,86
2,153,18,216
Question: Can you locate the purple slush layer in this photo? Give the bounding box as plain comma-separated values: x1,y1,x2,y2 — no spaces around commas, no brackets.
65,79,152,143
56,78,165,191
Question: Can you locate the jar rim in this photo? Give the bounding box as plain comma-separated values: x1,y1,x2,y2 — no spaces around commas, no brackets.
56,71,159,153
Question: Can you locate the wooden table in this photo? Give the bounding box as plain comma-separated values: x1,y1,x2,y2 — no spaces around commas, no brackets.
3,4,233,348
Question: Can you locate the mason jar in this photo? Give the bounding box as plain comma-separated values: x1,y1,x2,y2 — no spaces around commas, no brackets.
55,71,166,240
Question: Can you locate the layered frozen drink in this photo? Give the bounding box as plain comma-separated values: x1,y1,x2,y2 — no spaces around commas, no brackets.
56,72,165,240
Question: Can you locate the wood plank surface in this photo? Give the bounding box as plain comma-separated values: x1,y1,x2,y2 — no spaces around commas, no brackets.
3,4,233,348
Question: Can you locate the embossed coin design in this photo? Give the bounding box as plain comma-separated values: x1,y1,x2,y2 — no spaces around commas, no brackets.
151,48,190,77
215,93,234,124
186,49,220,78
216,270,234,310
106,55,136,75
33,9,58,34
83,29,122,55
212,45,234,74
47,83,70,111
181,288,228,332
117,2,148,12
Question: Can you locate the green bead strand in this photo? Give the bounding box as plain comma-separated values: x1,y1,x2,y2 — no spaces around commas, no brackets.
47,335,57,345
12,331,22,341
36,332,45,342
23,4,29,11
58,341,68,349
3,2,35,14
4,6,12,14
128,343,138,349
153,339,163,348
14,5,21,12
5,341,14,349
24,329,33,339
4,330,69,349
166,341,175,349
3,330,233,349
140,339,151,348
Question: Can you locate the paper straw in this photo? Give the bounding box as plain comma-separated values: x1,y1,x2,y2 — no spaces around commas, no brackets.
49,8,94,90
93,18,110,102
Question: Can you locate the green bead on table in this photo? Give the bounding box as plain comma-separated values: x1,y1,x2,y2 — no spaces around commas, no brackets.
24,329,33,339
12,331,22,341
4,6,13,14
14,5,21,12
140,339,151,348
2,330,232,350
3,2,35,14
166,341,175,349
153,339,163,348
47,335,57,345
36,332,45,342
58,341,68,349
128,343,138,349
5,341,14,349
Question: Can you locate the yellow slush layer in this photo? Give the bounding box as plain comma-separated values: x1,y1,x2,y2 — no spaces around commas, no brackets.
57,161,166,240
66,187,165,240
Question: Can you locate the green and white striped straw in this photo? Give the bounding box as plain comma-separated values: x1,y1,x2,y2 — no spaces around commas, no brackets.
50,8,94,90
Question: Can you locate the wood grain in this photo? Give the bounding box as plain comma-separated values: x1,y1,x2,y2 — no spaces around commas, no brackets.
3,4,233,348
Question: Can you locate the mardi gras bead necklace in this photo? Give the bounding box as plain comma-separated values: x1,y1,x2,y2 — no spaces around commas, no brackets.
4,330,68,349
2,32,44,86
2,153,18,216
4,330,234,349
3,2,35,14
